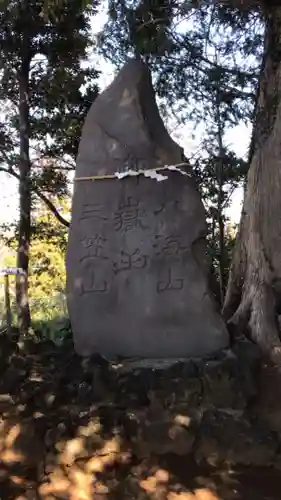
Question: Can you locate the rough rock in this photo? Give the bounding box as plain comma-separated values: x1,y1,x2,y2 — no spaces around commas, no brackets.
66,58,228,359
114,358,203,409
1,338,281,499
196,410,277,467
134,419,195,458
201,349,258,410
253,363,281,434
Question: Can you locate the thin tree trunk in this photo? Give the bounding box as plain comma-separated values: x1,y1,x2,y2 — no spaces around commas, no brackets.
218,213,225,305
223,7,281,362
4,274,12,336
215,94,226,306
16,53,31,336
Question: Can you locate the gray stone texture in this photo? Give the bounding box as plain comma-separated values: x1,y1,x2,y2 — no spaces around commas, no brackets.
66,58,228,358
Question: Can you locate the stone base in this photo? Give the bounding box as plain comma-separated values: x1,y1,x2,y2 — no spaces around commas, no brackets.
95,340,280,467
1,333,281,499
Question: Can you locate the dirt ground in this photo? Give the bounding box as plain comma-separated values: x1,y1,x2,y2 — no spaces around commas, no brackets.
0,336,281,500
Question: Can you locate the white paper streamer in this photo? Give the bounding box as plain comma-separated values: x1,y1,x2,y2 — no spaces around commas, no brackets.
114,164,189,182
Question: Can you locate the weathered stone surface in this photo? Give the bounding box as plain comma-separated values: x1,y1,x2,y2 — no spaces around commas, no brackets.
114,358,203,408
201,350,258,410
253,363,281,434
2,339,281,500
112,346,259,413
134,419,195,457
196,410,277,467
66,58,228,358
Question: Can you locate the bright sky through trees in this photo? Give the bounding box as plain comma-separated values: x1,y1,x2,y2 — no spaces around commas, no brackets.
0,4,250,225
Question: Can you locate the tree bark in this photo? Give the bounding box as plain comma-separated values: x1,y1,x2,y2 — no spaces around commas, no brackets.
215,93,226,307
223,6,281,362
16,52,31,336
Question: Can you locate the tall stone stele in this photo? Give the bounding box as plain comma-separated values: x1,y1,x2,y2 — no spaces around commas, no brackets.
66,58,228,359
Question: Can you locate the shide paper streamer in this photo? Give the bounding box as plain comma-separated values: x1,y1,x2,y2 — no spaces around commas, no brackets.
75,163,190,183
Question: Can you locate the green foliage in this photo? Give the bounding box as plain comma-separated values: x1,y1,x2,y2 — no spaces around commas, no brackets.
0,0,100,196
0,198,70,342
0,1,269,333
99,0,263,303
207,219,237,305
29,198,69,340
41,0,94,19
100,0,263,124
0,0,100,332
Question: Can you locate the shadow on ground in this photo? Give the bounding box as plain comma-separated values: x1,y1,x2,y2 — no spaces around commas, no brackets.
0,333,281,499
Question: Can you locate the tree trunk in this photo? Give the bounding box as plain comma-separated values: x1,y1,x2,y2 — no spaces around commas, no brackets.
223,7,281,362
215,94,226,307
16,55,31,336
218,212,225,306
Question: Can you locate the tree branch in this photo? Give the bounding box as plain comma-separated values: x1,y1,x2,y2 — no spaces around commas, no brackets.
34,189,70,228
29,144,75,170
221,0,263,11
0,165,70,228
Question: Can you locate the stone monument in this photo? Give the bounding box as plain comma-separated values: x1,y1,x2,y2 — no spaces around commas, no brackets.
66,58,228,358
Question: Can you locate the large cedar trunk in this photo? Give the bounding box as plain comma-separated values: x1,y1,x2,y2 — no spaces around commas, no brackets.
223,7,281,361
16,56,31,336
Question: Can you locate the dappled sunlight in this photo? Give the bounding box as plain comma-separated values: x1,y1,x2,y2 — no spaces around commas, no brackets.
0,338,281,498
0,410,226,499
139,466,221,500
0,410,130,499
173,414,192,428
39,422,130,498
140,467,170,494
0,420,42,468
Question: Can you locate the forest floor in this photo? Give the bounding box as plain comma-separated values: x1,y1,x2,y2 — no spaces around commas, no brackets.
0,334,281,500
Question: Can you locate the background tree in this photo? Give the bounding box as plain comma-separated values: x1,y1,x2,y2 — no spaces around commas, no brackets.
0,0,99,334
105,0,281,359
100,0,281,358
223,3,281,361
0,196,69,339
99,0,259,302
193,81,247,306
99,0,262,124
1,0,278,358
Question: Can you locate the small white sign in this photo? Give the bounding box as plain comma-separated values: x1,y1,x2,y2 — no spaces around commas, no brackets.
0,267,26,276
